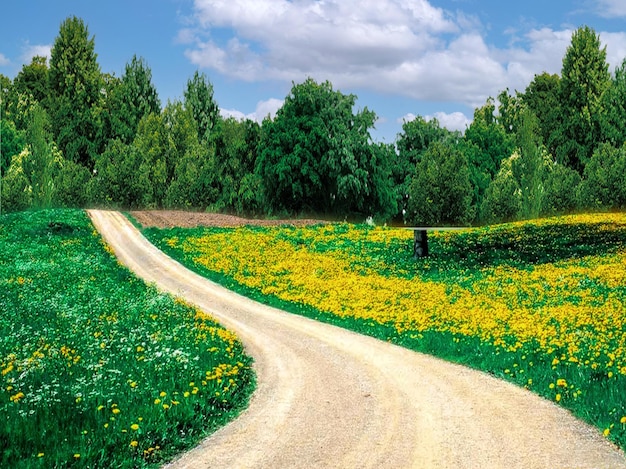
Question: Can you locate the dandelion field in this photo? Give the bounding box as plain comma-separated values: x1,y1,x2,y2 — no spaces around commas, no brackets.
0,209,255,468
145,213,626,452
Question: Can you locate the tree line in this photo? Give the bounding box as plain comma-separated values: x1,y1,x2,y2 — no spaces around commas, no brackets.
2,18,626,225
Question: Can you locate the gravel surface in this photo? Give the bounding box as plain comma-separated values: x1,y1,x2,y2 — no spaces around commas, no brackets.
89,210,626,469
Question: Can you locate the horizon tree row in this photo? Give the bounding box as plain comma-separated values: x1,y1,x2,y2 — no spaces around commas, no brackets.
2,17,626,225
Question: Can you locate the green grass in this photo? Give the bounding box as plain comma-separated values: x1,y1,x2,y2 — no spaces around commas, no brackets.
0,209,255,468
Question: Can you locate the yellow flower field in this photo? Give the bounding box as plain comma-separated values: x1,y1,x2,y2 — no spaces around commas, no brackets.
147,212,626,449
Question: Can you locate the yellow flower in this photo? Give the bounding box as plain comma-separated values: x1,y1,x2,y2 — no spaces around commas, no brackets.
131,424,139,431
556,378,567,387
130,440,138,448
37,453,44,458
555,394,561,402
112,408,120,415
154,398,161,405
162,404,170,410
97,405,104,411
74,454,80,459
159,391,167,397
603,428,610,437
620,416,626,424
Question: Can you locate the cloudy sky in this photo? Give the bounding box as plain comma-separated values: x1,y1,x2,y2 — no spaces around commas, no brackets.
1,0,626,142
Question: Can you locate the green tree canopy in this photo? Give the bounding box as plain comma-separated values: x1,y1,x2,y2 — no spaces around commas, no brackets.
257,78,395,219
105,55,161,145
555,26,611,173
407,141,474,226
522,72,561,157
48,16,103,168
600,58,626,147
184,71,219,145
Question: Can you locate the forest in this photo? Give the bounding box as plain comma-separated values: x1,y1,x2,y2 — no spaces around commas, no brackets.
2,16,626,226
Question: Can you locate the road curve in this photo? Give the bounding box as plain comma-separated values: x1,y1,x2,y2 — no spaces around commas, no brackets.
88,210,626,469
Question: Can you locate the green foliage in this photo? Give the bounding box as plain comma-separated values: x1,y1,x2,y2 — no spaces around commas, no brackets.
23,104,56,208
0,209,255,467
12,56,50,109
184,71,219,145
103,56,161,146
555,26,611,173
407,141,474,226
257,78,395,219
54,158,92,208
394,116,457,219
48,16,103,168
515,108,544,219
212,117,262,214
481,155,522,223
578,143,626,209
600,58,626,147
542,160,581,215
522,73,561,158
1,152,32,212
90,139,142,208
1,119,25,175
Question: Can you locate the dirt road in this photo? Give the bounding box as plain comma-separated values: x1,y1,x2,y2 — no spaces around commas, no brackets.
88,210,626,469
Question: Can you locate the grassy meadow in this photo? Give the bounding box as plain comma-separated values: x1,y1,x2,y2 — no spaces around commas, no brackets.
0,209,255,468
144,212,626,452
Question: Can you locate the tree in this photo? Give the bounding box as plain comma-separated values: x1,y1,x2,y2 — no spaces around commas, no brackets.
522,72,561,157
394,116,457,219
12,56,50,107
542,161,581,215
257,78,395,219
406,141,474,226
578,143,626,209
462,98,515,222
184,71,219,145
134,102,199,208
481,155,522,224
600,58,626,147
48,16,103,168
555,26,611,173
105,56,161,145
23,104,55,208
515,108,544,219
213,117,261,213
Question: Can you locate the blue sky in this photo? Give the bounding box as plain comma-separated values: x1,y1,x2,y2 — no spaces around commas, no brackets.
1,0,626,142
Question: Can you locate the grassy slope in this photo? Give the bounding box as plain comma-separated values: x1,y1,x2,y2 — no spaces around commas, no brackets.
0,209,255,468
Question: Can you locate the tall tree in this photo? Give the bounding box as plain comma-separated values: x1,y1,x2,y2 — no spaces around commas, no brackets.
48,16,102,168
514,108,544,219
600,58,626,147
555,26,611,173
522,72,561,157
184,71,219,145
105,55,161,145
23,104,55,208
395,116,457,219
257,78,395,219
13,56,50,106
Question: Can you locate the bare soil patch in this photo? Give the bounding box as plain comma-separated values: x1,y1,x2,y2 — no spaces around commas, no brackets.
129,210,329,229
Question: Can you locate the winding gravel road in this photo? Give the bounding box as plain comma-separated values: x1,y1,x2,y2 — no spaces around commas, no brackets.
88,210,626,469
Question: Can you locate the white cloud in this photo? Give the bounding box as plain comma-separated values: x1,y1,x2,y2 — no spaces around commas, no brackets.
182,0,626,109
0,53,9,66
21,43,51,64
595,0,626,17
426,111,471,132
220,97,283,122
398,111,470,132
